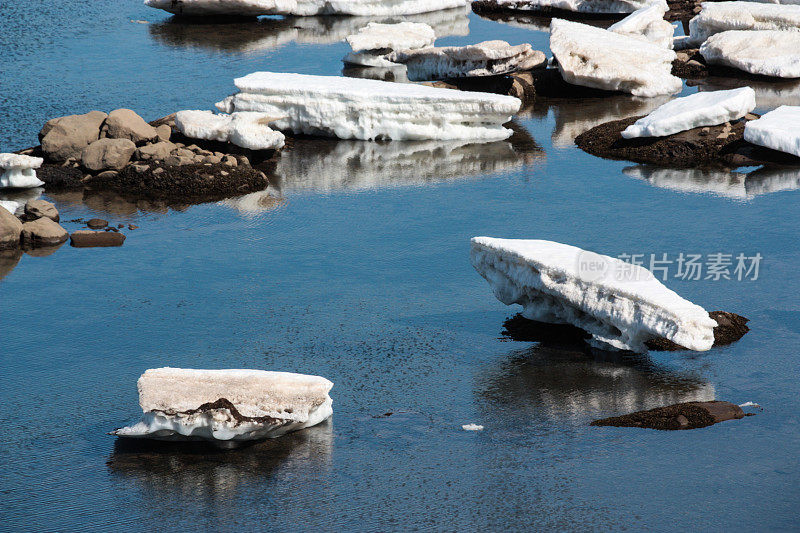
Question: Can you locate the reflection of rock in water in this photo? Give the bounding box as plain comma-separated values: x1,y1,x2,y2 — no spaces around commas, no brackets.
148,8,469,54
0,249,23,281
272,124,544,193
108,421,332,498
45,189,178,217
528,95,670,147
691,77,800,110
477,346,715,423
624,164,800,199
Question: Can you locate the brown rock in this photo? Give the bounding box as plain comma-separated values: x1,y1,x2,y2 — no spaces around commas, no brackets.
70,230,126,248
96,170,119,180
164,154,194,166
0,207,22,249
82,138,136,171
87,218,108,229
136,141,176,161
24,199,59,222
105,109,158,144
40,111,108,161
223,155,238,167
203,155,223,164
591,401,746,430
155,124,172,142
20,217,69,248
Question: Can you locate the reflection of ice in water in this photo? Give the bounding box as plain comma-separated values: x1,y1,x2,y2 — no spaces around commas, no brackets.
473,12,617,33
624,164,800,199
478,347,715,423
218,189,285,215
148,8,469,54
0,187,43,205
694,77,800,111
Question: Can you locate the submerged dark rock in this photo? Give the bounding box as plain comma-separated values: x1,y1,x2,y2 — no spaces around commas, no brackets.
70,230,125,248
591,400,746,430
645,311,749,351
86,218,108,229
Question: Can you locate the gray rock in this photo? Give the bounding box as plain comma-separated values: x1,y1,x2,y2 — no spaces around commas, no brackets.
105,109,158,144
156,124,172,142
136,141,176,161
0,207,22,249
81,138,136,171
223,155,238,167
164,154,194,166
21,217,69,248
24,199,59,222
203,155,223,164
40,111,108,161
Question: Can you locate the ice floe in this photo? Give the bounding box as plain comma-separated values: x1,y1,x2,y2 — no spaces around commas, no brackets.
744,106,800,157
112,368,333,443
473,0,662,14
175,110,286,150
608,1,674,48
0,200,20,214
216,72,521,141
470,237,718,352
343,22,435,67
621,87,756,138
688,1,800,44
0,153,45,189
549,19,682,97
144,0,468,16
387,40,546,81
699,30,800,78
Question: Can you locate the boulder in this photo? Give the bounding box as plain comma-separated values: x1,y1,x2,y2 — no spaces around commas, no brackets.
40,111,107,161
136,141,177,161
87,218,108,229
70,230,126,248
24,199,59,222
105,109,159,144
155,124,172,142
82,138,137,171
20,217,68,248
0,207,22,249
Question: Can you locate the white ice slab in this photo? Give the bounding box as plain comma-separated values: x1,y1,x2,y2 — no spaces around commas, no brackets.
112,368,334,442
621,87,756,138
470,237,718,352
346,22,435,52
700,30,800,78
387,40,546,80
0,153,45,189
608,1,675,48
688,1,800,44
144,0,296,15
145,0,467,16
744,105,800,157
217,72,521,141
175,110,285,150
549,19,682,97
475,0,662,14
0,200,20,214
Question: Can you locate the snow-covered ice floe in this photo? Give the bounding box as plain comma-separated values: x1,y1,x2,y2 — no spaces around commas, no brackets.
549,19,682,97
112,368,334,444
473,0,662,14
343,22,435,67
0,200,20,214
216,72,522,141
621,87,756,138
688,1,800,44
699,30,800,78
470,237,718,352
144,0,467,16
744,106,800,157
608,1,674,48
0,153,45,189
175,110,286,150
387,40,546,81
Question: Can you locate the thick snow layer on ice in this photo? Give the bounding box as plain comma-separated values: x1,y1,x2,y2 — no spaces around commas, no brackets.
387,40,546,80
346,22,435,52
218,72,521,141
608,2,675,48
744,106,800,157
700,30,800,78
688,1,800,44
112,368,333,442
478,0,662,14
0,153,45,189
470,237,718,352
175,110,285,150
549,19,682,97
146,0,468,16
621,87,756,138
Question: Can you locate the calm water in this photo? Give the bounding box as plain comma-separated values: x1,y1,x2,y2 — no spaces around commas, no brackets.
1,1,799,531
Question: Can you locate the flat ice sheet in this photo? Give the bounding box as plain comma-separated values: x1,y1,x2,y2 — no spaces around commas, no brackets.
744,105,800,157
688,1,800,44
346,22,435,52
145,0,468,16
699,30,800,78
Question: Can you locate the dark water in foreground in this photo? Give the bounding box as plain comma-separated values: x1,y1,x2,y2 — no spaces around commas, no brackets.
1,1,800,531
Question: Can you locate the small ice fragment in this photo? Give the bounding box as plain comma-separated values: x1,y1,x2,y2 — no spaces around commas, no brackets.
462,423,484,431
0,153,45,189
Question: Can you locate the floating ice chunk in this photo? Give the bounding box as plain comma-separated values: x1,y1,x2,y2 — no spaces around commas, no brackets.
608,1,675,48
387,40,547,81
474,0,662,14
744,106,800,157
217,72,521,141
470,237,718,352
145,0,467,16
112,368,334,443
347,22,435,52
144,0,296,16
175,110,285,150
0,153,45,189
462,423,484,430
621,87,756,138
0,200,20,214
688,1,800,44
549,19,682,97
699,30,800,78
